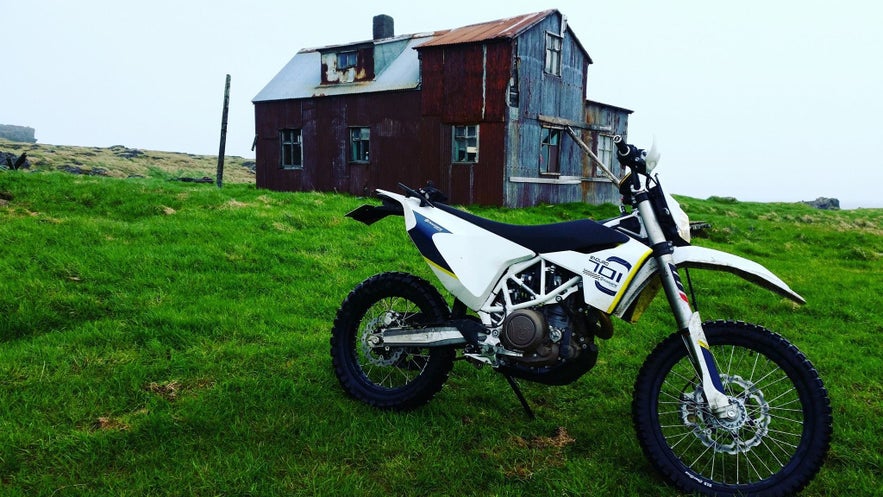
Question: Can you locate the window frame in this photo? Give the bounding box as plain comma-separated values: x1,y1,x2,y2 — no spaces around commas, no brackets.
452,124,479,164
596,134,615,178
544,32,563,76
279,128,303,170
349,127,371,163
540,126,562,175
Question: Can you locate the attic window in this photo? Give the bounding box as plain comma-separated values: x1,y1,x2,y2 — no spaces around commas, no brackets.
544,33,562,76
337,51,358,69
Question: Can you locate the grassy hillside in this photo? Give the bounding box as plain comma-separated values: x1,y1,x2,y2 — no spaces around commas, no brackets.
0,166,880,496
0,138,255,183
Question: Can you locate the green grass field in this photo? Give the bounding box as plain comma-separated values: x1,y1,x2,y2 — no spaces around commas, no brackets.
0,168,880,496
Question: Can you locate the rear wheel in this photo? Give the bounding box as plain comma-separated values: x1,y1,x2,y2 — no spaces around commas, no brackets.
633,320,832,496
330,272,455,410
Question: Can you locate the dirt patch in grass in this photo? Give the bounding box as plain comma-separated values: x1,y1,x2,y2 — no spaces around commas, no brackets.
145,380,181,401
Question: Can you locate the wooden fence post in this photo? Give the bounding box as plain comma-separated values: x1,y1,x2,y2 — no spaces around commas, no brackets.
216,74,231,188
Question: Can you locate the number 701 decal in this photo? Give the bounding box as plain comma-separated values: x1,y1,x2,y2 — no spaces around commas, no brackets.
584,256,632,296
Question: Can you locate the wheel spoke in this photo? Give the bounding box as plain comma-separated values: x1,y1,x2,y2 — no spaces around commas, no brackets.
355,295,430,387
638,323,830,493
332,273,456,411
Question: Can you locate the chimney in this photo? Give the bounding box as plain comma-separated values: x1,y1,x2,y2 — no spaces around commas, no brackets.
373,14,394,40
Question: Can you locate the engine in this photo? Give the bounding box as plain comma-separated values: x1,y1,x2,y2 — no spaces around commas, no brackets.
493,262,613,374
501,309,558,366
500,303,589,367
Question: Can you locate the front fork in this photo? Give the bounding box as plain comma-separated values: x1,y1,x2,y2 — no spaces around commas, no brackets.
636,198,736,418
658,258,735,416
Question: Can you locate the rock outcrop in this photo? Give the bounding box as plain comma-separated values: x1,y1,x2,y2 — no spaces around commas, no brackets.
802,197,840,210
0,124,36,143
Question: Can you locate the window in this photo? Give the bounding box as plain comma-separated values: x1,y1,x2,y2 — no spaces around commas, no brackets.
508,73,519,107
337,51,357,69
349,127,370,162
596,134,615,177
545,33,562,76
540,127,561,174
280,129,302,169
452,125,479,163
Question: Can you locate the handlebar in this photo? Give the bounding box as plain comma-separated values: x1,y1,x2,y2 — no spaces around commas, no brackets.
613,135,631,156
612,135,647,174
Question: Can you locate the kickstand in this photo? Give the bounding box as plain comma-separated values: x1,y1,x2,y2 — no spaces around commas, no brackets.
504,375,535,420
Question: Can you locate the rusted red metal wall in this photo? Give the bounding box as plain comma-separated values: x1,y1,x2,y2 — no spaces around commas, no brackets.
419,41,511,205
254,91,426,196
256,40,511,204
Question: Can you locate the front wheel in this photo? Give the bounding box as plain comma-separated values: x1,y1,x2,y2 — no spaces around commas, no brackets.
633,320,832,497
331,272,455,410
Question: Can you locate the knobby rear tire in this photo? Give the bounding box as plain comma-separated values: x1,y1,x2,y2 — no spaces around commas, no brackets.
633,320,832,497
330,272,455,410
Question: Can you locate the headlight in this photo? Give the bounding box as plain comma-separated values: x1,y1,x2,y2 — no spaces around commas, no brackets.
665,192,691,243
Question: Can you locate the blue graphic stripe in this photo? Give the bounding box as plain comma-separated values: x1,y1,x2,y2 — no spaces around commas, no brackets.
408,212,454,275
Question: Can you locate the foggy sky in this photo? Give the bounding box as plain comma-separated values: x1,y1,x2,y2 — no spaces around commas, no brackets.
3,0,881,208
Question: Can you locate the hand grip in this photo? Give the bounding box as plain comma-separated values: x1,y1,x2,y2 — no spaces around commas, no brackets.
613,135,631,156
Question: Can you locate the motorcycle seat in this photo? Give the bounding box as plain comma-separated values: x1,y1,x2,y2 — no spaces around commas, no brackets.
435,203,629,254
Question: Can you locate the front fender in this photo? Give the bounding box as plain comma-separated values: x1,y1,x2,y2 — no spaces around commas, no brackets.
671,246,805,305
613,245,804,322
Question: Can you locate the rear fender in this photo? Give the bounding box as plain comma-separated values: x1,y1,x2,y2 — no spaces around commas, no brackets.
346,192,404,225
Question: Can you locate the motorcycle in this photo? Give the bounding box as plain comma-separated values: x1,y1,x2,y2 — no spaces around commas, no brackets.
331,136,832,496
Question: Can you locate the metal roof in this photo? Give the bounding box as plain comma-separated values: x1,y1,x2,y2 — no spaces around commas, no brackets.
252,34,431,103
418,10,556,48
252,9,590,103
586,100,634,114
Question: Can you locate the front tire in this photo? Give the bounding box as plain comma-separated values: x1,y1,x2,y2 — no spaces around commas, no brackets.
633,320,832,496
330,272,455,410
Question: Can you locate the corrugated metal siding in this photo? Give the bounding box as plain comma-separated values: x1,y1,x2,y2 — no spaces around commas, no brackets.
418,41,510,205
419,51,444,116
475,122,506,205
442,44,484,122
581,101,632,205
515,13,586,125
424,42,511,123
317,97,344,192
484,43,511,121
255,100,306,191
448,122,505,205
254,91,425,195
503,11,590,207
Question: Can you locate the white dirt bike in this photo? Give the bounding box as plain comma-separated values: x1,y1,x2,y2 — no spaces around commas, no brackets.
331,136,831,496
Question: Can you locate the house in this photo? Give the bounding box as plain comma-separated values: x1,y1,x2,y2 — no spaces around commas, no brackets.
252,10,631,207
